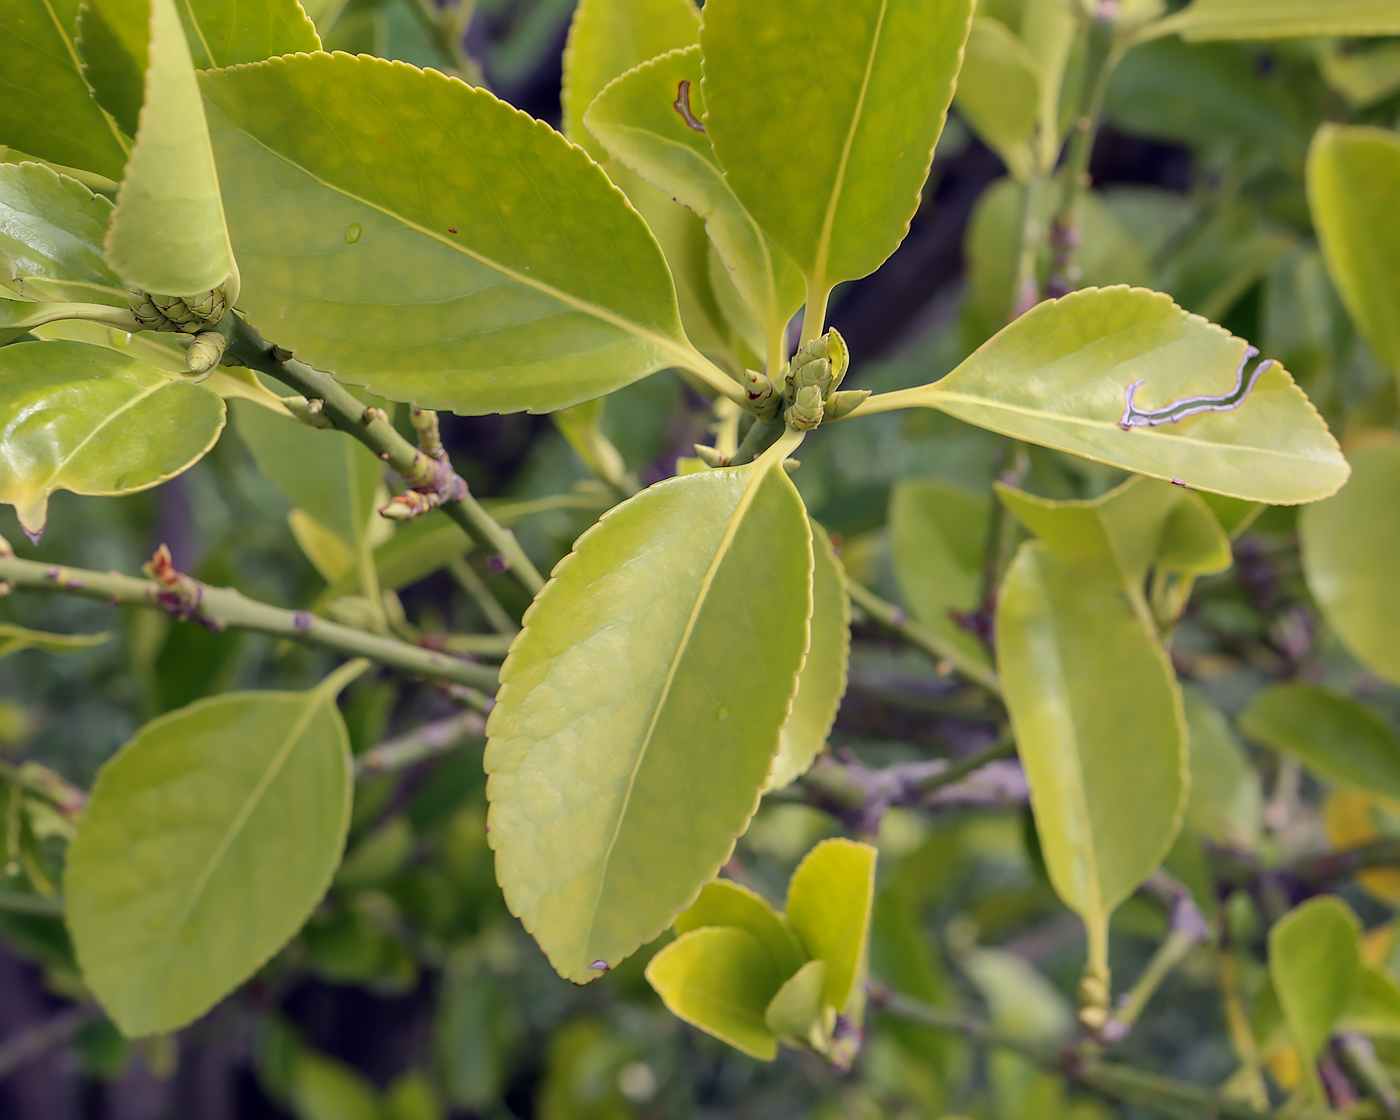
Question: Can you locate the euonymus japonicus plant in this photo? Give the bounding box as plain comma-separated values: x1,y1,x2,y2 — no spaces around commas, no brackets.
6,0,1400,1101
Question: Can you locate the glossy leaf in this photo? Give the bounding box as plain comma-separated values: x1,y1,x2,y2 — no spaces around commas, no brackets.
0,624,108,659
700,0,974,294
1182,686,1261,851
645,926,779,1060
885,287,1348,504
1269,897,1360,1100
486,456,813,981
1154,0,1400,40
1308,125,1400,377
673,879,807,980
766,523,849,792
0,340,225,537
65,679,355,1035
954,18,1041,182
560,0,698,163
0,0,129,180
889,478,992,672
765,960,828,1047
584,47,804,354
0,161,125,305
201,53,699,415
1301,442,1400,686
104,0,237,298
785,838,877,1016
1239,684,1400,802
1323,790,1400,906
996,542,1186,966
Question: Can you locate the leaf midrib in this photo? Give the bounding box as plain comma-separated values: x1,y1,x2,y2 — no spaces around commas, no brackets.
33,376,167,497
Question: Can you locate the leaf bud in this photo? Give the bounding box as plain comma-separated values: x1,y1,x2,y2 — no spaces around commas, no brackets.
825,327,849,390
693,444,731,468
786,384,824,431
823,389,870,422
185,331,228,376
742,368,779,421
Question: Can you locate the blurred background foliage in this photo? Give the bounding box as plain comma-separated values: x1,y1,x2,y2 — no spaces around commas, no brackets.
4,0,1400,1116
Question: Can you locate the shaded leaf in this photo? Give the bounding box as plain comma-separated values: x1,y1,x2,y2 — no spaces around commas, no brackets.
201,53,701,415
486,456,813,981
1182,686,1261,851
1239,683,1400,802
1340,964,1400,1040
645,926,779,1060
1153,0,1400,40
785,838,877,1016
673,879,807,980
0,340,224,537
765,959,828,1047
289,1050,380,1120
954,18,1041,182
0,161,125,305
881,287,1347,504
65,678,355,1035
700,0,974,294
0,624,108,659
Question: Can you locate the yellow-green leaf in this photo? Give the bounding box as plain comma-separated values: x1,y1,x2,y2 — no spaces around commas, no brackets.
65,680,355,1036
1301,441,1400,686
874,287,1348,504
995,541,1186,970
645,926,780,1060
0,0,130,180
674,879,807,979
784,838,877,1016
954,18,1042,182
1182,686,1261,851
700,0,974,296
560,0,699,163
1239,683,1400,803
765,959,828,1047
584,46,804,358
1153,0,1400,41
0,340,225,537
486,455,813,981
1308,125,1400,378
0,624,108,659
766,522,849,792
103,0,236,298
201,53,701,415
1340,964,1400,1040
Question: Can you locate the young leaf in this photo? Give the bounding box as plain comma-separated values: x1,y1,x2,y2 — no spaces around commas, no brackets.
784,838,877,1016
560,0,699,163
65,678,356,1036
0,340,225,538
645,926,780,1060
953,18,1042,182
485,455,813,981
584,47,805,359
1239,684,1400,802
0,162,125,306
1301,441,1400,686
700,0,974,300
765,959,828,1047
873,287,1348,504
0,0,130,180
673,879,807,979
200,54,705,415
995,541,1186,973
765,523,849,792
1152,0,1400,41
1269,897,1361,1102
0,624,108,659
103,0,237,299
889,478,992,674
1182,686,1262,851
1308,125,1400,377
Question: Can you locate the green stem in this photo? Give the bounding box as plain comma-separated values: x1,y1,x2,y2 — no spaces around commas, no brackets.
354,711,486,778
1338,1033,1400,1120
845,579,1001,694
222,315,546,597
0,548,499,691
0,891,64,917
1011,171,1049,318
729,419,781,467
800,284,832,348
2,302,143,332
919,734,1017,795
1110,927,1199,1033
447,556,518,636
1219,942,1271,1111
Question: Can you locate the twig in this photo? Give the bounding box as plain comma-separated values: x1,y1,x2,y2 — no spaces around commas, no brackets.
0,892,64,917
0,1005,98,1080
0,544,498,691
221,314,545,597
354,711,486,778
447,557,518,636
845,580,1000,694
1337,1034,1400,1120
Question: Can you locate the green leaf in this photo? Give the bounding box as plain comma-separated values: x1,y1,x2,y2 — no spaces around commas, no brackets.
766,522,849,792
201,53,702,415
673,879,807,980
700,0,974,297
289,1050,381,1120
1152,0,1400,41
103,0,237,298
0,340,225,537
584,46,804,358
889,477,991,666
645,926,780,1060
1239,684,1400,803
560,0,699,163
995,541,1186,969
485,455,813,981
1340,965,1400,1040
0,0,130,180
1182,686,1261,851
0,624,108,659
1269,897,1360,1101
764,959,828,1047
880,287,1348,504
0,161,125,306
1301,442,1400,687
1308,125,1400,378
65,679,355,1036
784,838,877,1016
953,18,1041,182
